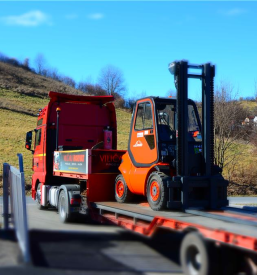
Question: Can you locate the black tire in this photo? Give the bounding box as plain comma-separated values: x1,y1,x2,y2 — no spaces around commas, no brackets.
36,183,47,210
58,190,71,223
146,172,168,211
180,232,218,275
115,174,133,203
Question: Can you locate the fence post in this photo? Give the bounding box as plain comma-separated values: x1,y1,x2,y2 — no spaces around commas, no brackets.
3,163,10,230
17,153,24,173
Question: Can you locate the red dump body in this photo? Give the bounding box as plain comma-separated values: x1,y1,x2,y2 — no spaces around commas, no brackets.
31,91,117,199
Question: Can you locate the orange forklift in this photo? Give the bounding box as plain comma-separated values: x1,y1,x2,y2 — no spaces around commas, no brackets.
115,60,228,210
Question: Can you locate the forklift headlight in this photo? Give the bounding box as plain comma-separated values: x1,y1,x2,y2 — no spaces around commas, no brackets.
168,62,177,75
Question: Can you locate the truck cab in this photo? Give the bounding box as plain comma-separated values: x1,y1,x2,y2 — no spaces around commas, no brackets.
25,92,117,205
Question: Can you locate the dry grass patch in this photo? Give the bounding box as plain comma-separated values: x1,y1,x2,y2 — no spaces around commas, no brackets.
0,109,35,194
0,61,84,97
225,142,257,196
116,108,132,150
239,100,257,114
0,88,49,116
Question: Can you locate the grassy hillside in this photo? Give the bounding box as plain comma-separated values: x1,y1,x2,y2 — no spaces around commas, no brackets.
0,61,81,98
239,100,257,114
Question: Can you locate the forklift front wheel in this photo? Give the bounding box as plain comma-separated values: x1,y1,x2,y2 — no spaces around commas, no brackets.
115,175,133,203
147,172,168,211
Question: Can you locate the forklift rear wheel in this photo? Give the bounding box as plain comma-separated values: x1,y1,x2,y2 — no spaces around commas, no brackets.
115,175,133,203
180,232,217,275
36,183,47,210
147,172,168,211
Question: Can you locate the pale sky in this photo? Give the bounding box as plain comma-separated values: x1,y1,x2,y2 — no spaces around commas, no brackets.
0,1,256,100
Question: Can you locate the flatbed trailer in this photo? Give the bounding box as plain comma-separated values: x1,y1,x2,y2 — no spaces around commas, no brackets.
91,201,257,250
89,201,257,274
51,147,257,252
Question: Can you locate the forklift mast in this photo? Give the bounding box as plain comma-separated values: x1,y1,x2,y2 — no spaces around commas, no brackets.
169,60,228,210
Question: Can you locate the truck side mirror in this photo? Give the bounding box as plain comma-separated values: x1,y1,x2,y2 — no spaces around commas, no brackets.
25,131,33,151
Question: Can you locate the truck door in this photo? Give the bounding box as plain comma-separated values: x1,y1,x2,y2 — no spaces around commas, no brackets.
129,99,158,166
33,125,45,173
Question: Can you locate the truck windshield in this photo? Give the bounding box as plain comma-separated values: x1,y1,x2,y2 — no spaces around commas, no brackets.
156,102,201,142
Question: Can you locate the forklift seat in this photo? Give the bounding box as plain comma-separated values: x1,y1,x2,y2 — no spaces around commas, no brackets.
158,124,174,141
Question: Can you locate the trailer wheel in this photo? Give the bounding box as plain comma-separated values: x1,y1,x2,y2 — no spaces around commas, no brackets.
180,232,217,275
58,190,71,223
36,183,47,210
115,175,133,203
147,172,168,211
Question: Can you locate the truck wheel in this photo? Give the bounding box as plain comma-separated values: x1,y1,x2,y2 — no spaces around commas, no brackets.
36,183,47,210
147,172,168,211
115,175,133,203
180,232,217,275
58,190,71,223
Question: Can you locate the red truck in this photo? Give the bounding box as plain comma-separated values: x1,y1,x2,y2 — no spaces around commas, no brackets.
25,61,257,275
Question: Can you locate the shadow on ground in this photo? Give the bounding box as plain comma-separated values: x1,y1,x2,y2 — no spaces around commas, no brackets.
29,227,183,274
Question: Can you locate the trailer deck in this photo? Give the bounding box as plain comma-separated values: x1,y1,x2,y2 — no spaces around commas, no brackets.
91,201,257,252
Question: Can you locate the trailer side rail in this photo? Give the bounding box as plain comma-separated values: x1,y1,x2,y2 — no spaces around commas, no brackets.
91,202,257,252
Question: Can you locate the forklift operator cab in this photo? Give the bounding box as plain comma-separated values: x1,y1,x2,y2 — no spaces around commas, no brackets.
128,97,202,168
156,100,202,143
118,96,203,207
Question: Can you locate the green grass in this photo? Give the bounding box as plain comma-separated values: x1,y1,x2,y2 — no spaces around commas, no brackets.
116,109,131,150
239,100,257,114
0,88,51,194
0,108,36,192
0,88,48,114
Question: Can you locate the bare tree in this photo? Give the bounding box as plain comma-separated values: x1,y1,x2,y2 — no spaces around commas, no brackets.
86,84,107,96
77,81,107,95
48,67,60,81
34,53,47,75
62,76,76,88
23,58,29,68
127,97,136,113
77,81,88,93
214,81,249,180
98,65,126,97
